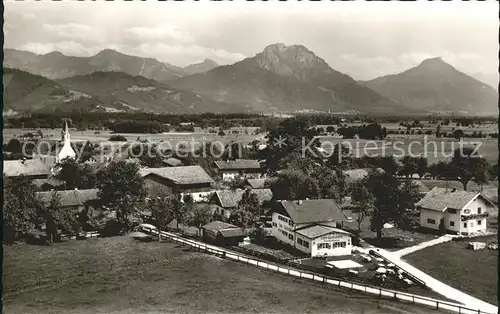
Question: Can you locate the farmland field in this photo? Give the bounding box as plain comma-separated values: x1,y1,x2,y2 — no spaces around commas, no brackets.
4,236,443,314
404,235,498,306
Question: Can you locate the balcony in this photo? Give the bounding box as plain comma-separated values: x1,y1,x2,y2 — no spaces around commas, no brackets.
461,212,489,221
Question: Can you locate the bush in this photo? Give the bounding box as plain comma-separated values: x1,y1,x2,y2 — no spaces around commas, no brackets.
109,135,128,141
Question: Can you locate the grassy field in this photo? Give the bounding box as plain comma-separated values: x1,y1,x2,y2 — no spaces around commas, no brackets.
4,236,445,314
343,212,440,251
405,235,498,306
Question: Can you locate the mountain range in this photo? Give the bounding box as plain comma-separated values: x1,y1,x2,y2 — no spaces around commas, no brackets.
360,57,498,115
3,45,498,115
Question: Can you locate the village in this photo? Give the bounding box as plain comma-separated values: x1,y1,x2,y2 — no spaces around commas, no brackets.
3,115,498,314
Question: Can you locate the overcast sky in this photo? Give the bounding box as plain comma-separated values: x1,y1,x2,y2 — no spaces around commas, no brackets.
4,1,499,81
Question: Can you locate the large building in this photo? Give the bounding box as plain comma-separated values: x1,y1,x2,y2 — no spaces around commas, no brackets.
139,166,215,201
270,199,352,257
214,159,264,181
3,159,51,180
417,187,495,235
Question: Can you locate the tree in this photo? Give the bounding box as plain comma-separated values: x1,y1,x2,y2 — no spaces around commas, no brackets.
57,157,81,189
147,196,176,240
364,172,415,239
416,157,428,178
326,126,335,133
218,127,226,137
96,160,147,231
350,184,375,231
449,147,490,191
238,189,261,217
3,176,39,243
453,129,465,140
327,143,352,169
109,135,128,141
263,117,320,174
270,170,319,201
36,191,79,243
399,156,418,178
187,204,213,236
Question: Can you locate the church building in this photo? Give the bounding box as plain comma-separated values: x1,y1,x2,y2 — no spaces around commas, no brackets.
57,121,76,162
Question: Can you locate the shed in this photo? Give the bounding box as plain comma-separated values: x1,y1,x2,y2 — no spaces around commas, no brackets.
202,221,247,246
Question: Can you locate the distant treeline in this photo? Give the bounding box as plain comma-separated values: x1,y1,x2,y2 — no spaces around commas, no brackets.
5,112,497,133
4,112,281,132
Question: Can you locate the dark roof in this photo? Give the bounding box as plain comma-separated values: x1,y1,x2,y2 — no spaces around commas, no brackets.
246,178,267,189
214,159,261,170
416,187,493,212
36,189,99,207
3,159,51,178
202,221,239,233
276,199,347,224
140,166,214,185
214,188,273,208
295,225,350,239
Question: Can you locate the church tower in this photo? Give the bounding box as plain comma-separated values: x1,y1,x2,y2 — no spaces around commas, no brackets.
57,120,76,162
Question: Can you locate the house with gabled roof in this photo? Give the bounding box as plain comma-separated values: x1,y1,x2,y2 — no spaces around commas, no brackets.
139,166,215,200
416,187,496,235
214,159,264,181
4,158,51,179
269,199,352,257
210,188,273,219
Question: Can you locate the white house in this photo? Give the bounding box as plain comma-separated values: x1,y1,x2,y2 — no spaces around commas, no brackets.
270,199,352,257
417,187,495,235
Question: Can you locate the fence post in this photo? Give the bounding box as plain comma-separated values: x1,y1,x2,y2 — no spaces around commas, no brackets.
436,302,439,310
412,295,415,304
379,288,382,298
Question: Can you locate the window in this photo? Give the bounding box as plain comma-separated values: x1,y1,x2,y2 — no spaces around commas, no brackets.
303,241,309,248
450,221,455,227
477,207,482,214
448,209,457,214
272,222,277,227
221,209,225,216
288,234,294,241
463,222,467,228
427,218,436,224
477,220,482,225
317,243,331,250
297,238,303,245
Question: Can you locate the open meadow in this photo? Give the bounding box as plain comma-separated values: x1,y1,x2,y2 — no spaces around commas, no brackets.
4,236,443,314
404,235,498,306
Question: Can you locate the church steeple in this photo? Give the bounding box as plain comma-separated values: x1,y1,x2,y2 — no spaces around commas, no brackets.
57,119,76,162
62,121,71,143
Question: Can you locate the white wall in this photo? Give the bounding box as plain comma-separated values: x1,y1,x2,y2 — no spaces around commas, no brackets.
271,212,296,247
180,191,214,203
310,233,351,257
420,209,444,230
460,197,490,234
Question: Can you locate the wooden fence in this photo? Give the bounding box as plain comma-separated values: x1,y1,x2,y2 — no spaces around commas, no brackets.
153,230,493,314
